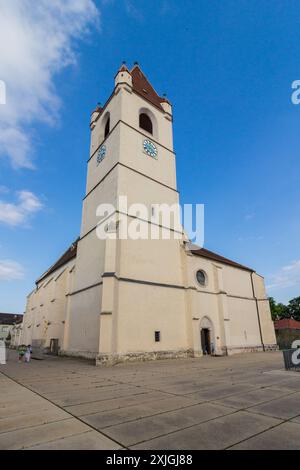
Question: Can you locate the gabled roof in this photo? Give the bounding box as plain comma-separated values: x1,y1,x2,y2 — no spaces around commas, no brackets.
36,238,79,284
130,64,165,110
190,247,254,272
0,313,23,325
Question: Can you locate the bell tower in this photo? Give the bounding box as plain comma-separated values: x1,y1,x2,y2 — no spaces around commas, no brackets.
65,63,189,363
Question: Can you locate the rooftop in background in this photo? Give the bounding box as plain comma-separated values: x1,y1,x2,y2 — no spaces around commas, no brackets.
0,313,23,325
274,318,300,330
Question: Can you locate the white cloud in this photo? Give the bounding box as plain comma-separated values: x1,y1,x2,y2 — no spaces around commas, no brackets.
267,260,300,290
125,0,143,21
0,190,43,227
0,260,24,280
0,0,100,168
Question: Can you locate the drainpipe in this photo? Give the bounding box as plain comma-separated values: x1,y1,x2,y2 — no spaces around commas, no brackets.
251,272,265,352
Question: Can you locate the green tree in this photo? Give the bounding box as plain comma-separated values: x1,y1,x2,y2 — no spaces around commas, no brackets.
287,296,300,321
268,297,289,320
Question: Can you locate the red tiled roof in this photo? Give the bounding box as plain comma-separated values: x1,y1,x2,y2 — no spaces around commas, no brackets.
191,247,254,272
36,238,79,284
130,65,165,110
93,64,168,119
274,318,300,330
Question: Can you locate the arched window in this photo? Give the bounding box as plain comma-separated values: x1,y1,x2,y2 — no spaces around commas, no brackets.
104,117,110,138
139,113,153,134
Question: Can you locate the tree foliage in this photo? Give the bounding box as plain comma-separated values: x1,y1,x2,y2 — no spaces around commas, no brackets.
287,296,300,321
269,296,300,321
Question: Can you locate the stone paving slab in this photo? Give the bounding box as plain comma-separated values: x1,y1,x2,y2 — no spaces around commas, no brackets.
0,408,69,433
26,430,122,450
1,351,299,449
230,421,300,450
81,396,200,429
0,418,92,450
185,383,256,401
0,371,123,450
103,403,234,446
65,391,171,416
47,386,146,406
213,388,295,410
132,411,281,450
247,392,300,420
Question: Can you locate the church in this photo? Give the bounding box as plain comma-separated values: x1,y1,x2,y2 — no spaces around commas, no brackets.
21,64,277,364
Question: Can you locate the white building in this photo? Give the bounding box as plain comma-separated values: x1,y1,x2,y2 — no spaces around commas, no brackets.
22,64,277,364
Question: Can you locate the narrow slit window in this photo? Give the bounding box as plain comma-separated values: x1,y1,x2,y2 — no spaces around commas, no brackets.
104,117,110,138
155,331,161,342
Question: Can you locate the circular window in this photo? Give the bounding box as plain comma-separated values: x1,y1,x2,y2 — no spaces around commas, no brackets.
196,270,206,286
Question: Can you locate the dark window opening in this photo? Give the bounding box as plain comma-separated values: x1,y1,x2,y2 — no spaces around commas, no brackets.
196,270,206,286
104,117,110,138
155,331,161,342
139,113,153,134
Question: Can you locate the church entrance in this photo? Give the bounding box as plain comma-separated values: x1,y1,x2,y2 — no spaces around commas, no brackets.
201,328,211,355
200,316,214,355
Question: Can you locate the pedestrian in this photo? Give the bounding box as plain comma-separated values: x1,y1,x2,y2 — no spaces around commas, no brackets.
24,344,32,363
0,338,6,365
18,344,26,362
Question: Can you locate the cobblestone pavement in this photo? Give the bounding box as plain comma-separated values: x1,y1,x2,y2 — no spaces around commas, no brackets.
1,350,300,449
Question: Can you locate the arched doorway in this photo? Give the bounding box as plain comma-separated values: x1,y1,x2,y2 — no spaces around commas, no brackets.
200,317,214,355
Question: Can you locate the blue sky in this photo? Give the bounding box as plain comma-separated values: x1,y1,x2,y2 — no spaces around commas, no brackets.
0,0,300,313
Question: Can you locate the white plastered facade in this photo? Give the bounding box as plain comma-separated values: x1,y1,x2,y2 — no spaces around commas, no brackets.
21,66,277,363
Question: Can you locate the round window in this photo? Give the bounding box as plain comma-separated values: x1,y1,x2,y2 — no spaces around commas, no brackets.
196,270,206,286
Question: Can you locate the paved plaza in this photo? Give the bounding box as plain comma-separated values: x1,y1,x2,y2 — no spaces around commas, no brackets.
1,351,300,450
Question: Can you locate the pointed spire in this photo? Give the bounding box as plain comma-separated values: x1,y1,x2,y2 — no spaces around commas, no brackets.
115,61,132,88
161,93,171,104
118,61,130,74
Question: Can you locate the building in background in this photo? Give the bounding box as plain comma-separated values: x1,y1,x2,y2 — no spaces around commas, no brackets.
21,64,277,364
0,313,23,345
274,318,300,350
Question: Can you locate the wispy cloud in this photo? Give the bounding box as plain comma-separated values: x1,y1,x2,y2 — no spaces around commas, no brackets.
0,0,100,169
0,190,43,227
124,0,143,21
0,259,24,281
267,259,300,290
245,213,255,221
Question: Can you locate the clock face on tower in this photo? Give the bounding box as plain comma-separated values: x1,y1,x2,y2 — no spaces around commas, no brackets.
143,139,157,158
96,145,106,165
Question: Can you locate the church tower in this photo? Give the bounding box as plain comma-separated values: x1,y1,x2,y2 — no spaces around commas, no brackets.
65,63,191,362
23,64,277,361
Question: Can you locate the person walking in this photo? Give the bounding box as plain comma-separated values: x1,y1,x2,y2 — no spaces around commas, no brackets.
24,345,32,363
18,344,26,362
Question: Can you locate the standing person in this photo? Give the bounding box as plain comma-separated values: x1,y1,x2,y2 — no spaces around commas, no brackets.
18,344,26,362
0,338,6,365
24,344,32,363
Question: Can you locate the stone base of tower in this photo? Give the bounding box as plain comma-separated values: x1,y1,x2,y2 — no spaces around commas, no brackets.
222,344,278,355
96,348,194,366
59,349,98,361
